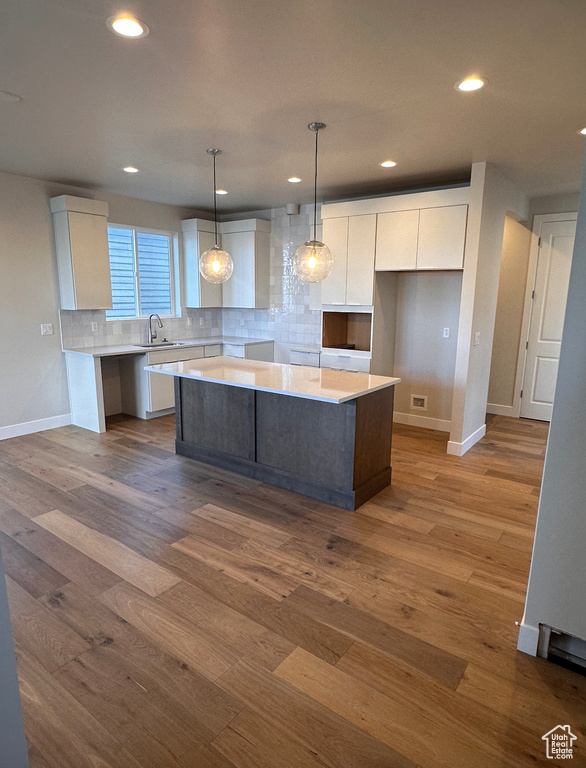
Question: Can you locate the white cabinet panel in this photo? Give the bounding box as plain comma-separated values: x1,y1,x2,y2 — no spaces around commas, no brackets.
320,352,370,372
321,217,349,305
204,344,222,357
375,209,419,271
223,343,245,358
346,215,376,305
290,350,320,367
417,205,468,270
222,231,256,308
51,196,111,310
182,222,222,308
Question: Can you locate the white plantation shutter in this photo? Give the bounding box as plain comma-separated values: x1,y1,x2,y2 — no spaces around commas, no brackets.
105,226,174,319
137,232,172,316
106,227,136,319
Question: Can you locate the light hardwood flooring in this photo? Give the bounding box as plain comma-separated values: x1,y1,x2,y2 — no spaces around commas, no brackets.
1,413,585,767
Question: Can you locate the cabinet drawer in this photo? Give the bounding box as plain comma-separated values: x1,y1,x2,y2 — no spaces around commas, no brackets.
290,350,320,368
147,346,204,365
223,343,245,358
320,353,370,373
204,344,222,357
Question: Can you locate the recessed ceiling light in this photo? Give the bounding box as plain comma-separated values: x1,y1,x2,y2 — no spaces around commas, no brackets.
288,177,302,183
107,16,149,38
216,189,228,195
379,160,397,168
123,166,139,173
455,76,486,92
578,127,586,136
0,91,22,103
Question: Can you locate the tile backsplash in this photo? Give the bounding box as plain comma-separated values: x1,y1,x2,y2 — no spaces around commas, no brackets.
60,204,322,353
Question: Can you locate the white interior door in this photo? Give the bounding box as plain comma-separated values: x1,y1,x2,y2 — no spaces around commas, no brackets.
521,218,576,420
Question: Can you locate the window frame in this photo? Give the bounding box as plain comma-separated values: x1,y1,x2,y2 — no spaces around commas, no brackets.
106,223,180,321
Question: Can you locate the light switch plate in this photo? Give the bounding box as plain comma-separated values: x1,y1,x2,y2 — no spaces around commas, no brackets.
474,331,480,346
91,321,99,332
40,323,53,336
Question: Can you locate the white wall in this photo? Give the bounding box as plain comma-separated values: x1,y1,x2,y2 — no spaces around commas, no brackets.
393,271,461,429
0,170,203,435
519,151,586,651
487,193,580,415
487,216,532,411
449,162,528,455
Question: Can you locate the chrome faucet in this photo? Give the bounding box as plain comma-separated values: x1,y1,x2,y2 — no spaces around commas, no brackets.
148,313,163,344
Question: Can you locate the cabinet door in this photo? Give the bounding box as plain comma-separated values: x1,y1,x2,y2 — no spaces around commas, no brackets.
68,212,112,309
184,230,222,308
375,209,419,271
222,231,256,308
148,371,175,412
321,217,348,305
346,214,376,305
417,205,468,270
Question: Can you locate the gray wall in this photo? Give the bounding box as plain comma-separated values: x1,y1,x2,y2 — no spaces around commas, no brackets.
0,549,29,767
522,151,586,641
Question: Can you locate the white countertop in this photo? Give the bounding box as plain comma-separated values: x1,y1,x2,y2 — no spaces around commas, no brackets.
146,356,400,404
63,337,273,358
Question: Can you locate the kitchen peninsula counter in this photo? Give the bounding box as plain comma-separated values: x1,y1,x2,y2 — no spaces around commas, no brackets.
147,357,400,510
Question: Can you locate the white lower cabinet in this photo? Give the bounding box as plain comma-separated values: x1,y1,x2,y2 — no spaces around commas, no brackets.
290,349,320,368
121,346,208,417
319,352,371,373
224,341,274,362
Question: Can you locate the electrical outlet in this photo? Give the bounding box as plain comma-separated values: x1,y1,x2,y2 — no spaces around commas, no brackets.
443,327,450,338
240,318,245,327
474,331,480,346
186,317,192,327
91,321,99,332
199,316,205,326
40,323,53,336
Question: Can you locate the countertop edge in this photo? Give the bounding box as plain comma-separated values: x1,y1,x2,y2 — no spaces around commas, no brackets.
145,361,400,404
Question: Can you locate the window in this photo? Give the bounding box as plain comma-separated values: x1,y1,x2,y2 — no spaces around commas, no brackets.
106,225,176,320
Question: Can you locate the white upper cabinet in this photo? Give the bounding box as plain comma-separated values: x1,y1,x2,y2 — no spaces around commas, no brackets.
375,204,468,272
346,215,377,305
182,219,222,308
221,219,270,309
417,205,468,270
375,209,419,271
321,217,348,305
321,215,376,305
50,195,112,310
183,218,270,309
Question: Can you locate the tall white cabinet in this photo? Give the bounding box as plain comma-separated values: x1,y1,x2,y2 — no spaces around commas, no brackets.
181,219,223,308
50,195,112,310
321,215,376,306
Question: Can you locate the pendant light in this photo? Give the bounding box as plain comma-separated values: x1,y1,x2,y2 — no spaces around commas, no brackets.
293,122,333,283
199,149,234,284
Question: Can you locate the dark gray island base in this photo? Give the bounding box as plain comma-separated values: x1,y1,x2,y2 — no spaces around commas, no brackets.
174,377,394,510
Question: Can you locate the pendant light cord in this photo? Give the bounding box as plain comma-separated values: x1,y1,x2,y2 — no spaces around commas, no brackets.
213,154,219,247
313,128,318,241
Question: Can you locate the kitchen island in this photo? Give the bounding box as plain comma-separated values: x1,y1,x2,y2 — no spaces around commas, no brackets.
146,357,400,510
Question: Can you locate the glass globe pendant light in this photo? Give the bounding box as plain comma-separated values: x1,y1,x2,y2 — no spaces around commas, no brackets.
293,122,333,283
199,148,234,284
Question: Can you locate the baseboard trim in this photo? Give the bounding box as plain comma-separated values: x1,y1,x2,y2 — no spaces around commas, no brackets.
487,403,516,417
447,423,486,456
0,414,72,441
517,621,539,656
393,412,451,432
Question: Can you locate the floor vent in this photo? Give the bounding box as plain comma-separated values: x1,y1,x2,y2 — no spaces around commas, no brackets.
410,394,428,411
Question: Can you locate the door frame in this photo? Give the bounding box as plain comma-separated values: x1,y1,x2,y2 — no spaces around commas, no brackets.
513,212,577,418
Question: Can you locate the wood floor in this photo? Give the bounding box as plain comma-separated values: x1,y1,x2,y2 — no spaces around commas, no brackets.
1,413,585,767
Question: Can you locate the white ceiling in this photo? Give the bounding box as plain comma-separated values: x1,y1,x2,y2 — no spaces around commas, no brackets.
1,0,585,213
